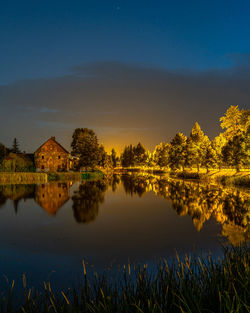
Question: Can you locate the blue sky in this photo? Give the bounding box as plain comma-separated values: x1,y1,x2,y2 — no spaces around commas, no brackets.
1,0,250,84
0,0,249,151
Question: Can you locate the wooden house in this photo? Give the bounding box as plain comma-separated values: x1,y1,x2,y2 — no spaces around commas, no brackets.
34,137,69,172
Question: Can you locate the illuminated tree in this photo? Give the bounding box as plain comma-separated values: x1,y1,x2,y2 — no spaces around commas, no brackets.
212,133,227,170
202,142,217,173
186,122,209,172
169,133,187,171
222,132,250,171
220,105,250,139
71,128,101,169
153,142,170,168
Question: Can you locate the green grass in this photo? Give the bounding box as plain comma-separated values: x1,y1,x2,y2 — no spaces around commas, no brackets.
1,246,249,313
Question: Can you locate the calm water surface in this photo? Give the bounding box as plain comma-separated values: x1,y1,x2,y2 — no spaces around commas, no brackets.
0,174,249,289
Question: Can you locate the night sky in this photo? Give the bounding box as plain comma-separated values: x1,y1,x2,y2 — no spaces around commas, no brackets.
0,0,249,153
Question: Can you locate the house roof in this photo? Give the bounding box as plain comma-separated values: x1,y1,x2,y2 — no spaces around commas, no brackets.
34,137,69,154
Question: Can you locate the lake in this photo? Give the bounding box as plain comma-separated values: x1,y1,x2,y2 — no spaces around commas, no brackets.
0,174,249,290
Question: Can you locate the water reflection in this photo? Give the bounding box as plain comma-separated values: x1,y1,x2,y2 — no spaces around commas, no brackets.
35,182,70,215
72,180,108,223
0,184,35,213
0,174,249,245
121,174,250,246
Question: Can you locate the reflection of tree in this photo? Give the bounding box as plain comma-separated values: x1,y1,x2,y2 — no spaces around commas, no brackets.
109,174,120,192
154,179,250,245
121,174,149,197
0,190,7,209
72,180,108,223
35,182,70,215
0,184,35,213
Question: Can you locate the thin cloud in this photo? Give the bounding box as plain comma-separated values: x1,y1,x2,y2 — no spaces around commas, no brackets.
0,60,249,152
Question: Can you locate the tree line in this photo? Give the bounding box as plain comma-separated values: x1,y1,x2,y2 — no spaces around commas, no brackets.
0,105,249,172
120,105,249,171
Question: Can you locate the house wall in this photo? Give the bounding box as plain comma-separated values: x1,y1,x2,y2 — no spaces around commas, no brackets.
34,139,69,172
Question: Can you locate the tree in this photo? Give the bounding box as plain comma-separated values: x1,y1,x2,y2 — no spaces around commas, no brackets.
120,145,135,167
212,134,227,170
1,153,34,172
202,143,217,173
220,105,250,139
133,142,147,166
98,145,113,169
12,138,21,154
186,122,209,172
153,142,170,168
169,133,187,171
0,143,7,163
71,128,101,169
222,132,250,171
111,148,118,167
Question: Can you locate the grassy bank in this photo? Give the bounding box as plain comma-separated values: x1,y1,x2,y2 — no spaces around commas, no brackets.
1,247,249,313
0,172,47,184
0,171,104,184
48,170,104,181
116,167,250,187
174,169,250,188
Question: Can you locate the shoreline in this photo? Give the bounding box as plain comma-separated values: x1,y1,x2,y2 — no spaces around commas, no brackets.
114,167,250,188
0,170,104,184
0,168,249,188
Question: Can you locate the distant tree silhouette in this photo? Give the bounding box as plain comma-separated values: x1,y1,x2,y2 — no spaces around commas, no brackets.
98,145,113,169
12,138,21,154
0,142,7,163
133,142,147,166
111,148,118,167
120,145,135,167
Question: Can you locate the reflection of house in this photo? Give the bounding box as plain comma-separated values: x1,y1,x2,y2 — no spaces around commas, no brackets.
34,137,69,172
35,182,70,215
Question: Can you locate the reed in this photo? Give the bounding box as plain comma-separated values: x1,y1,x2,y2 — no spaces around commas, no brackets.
1,246,249,313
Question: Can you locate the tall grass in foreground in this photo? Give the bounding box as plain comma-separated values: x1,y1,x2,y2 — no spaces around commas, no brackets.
1,247,249,313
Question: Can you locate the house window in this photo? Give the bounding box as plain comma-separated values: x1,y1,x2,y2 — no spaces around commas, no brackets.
42,155,44,159
41,165,44,170
58,156,61,159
